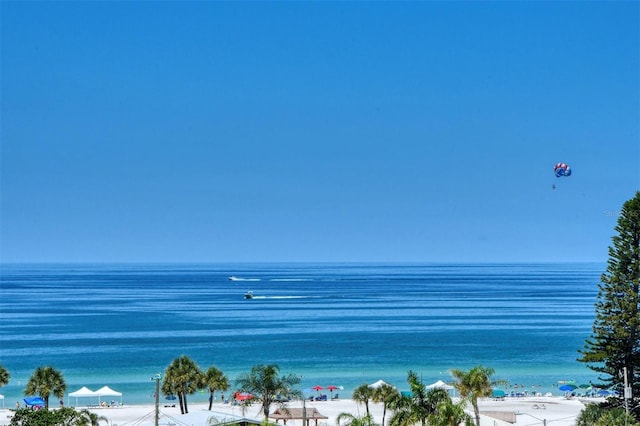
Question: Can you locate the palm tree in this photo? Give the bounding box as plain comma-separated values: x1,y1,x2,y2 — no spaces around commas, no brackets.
450,366,506,426
427,400,473,426
0,365,10,388
352,384,374,416
24,366,66,409
594,409,640,426
577,404,640,426
161,375,181,408
576,403,606,426
371,383,399,426
336,412,379,426
76,409,109,426
388,371,450,426
235,364,301,421
164,355,205,414
204,366,230,410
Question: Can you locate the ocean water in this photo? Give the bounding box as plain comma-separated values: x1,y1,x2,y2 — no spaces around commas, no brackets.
0,263,603,406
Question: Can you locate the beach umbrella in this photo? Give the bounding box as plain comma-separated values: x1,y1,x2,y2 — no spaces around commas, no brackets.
597,389,612,397
164,394,177,401
559,384,576,392
492,390,506,398
24,397,45,407
326,385,342,398
312,385,323,393
234,392,253,401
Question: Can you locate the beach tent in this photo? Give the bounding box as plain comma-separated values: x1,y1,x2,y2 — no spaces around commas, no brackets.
426,380,454,390
68,386,96,406
369,380,390,389
427,380,456,396
95,386,123,405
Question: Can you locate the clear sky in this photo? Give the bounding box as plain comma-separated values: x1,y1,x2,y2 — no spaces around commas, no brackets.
1,1,638,264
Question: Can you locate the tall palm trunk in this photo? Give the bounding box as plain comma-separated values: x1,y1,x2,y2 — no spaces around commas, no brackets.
472,401,480,426
182,384,189,413
178,391,185,414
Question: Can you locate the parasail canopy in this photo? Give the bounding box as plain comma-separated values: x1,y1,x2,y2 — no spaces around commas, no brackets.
554,162,572,177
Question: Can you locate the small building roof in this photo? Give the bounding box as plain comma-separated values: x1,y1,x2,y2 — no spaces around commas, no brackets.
480,411,516,424
207,412,263,426
270,408,328,420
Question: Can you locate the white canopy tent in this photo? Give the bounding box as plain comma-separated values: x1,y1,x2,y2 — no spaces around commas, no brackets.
427,380,456,396
68,386,97,406
369,380,391,389
426,380,453,390
95,386,123,406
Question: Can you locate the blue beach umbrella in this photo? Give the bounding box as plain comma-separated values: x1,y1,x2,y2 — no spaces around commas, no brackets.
492,389,506,398
559,384,576,392
24,397,45,407
597,389,612,397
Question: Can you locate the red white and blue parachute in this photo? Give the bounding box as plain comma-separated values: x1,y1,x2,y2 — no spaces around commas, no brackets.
554,162,572,177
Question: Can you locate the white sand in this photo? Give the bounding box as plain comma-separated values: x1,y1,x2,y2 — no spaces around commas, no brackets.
0,396,597,426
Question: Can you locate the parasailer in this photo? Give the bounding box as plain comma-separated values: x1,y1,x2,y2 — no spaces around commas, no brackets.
552,162,572,189
554,162,572,177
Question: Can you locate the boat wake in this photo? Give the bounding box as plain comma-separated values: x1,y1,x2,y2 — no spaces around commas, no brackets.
249,295,311,300
269,278,313,282
229,276,261,282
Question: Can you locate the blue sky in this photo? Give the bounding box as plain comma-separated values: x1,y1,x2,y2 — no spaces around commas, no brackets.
1,1,638,263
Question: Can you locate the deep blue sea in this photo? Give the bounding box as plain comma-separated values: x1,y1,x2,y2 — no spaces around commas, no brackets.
0,263,603,406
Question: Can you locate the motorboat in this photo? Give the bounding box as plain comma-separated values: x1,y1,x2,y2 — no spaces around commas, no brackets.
244,291,254,300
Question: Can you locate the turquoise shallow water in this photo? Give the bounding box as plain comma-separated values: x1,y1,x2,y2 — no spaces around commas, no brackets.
0,262,602,405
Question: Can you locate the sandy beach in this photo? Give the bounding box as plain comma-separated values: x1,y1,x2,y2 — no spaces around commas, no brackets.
0,396,595,426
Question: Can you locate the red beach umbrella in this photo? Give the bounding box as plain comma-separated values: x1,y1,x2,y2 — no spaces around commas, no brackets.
327,385,341,397
312,385,324,393
234,392,253,401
